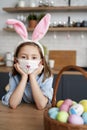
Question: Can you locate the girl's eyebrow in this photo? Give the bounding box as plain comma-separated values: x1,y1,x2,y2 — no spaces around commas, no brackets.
32,54,38,56
19,53,27,55
32,55,39,57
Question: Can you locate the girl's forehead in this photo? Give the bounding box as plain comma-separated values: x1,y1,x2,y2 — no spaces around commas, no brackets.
20,45,38,51
18,45,40,55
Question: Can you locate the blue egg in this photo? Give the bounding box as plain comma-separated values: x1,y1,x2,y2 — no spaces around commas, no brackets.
69,108,77,115
82,112,87,124
48,107,59,116
49,110,58,119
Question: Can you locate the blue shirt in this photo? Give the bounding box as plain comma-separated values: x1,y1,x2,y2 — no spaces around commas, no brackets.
2,73,53,106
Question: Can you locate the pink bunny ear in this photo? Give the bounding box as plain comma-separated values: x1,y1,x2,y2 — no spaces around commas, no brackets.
6,19,28,40
32,13,51,42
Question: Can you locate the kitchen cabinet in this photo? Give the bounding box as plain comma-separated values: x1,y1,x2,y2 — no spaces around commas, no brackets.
53,74,87,102
0,72,9,99
2,6,87,32
0,68,87,101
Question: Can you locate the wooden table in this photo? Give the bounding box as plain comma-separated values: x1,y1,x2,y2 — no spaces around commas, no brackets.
0,102,44,130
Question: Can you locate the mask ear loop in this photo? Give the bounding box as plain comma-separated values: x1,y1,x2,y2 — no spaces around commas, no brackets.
14,57,18,64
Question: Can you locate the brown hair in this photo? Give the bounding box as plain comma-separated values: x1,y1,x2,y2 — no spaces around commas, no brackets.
12,42,52,81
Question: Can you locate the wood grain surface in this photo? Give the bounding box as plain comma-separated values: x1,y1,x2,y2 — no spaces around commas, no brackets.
0,102,44,130
49,50,76,70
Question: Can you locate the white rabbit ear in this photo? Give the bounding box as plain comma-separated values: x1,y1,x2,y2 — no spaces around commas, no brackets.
6,19,28,40
32,13,51,42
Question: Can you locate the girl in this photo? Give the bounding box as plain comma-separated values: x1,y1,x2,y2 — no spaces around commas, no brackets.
2,14,53,110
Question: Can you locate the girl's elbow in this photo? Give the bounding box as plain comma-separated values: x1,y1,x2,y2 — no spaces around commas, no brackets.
36,102,47,110
37,98,48,110
9,101,18,109
37,105,45,110
10,104,17,109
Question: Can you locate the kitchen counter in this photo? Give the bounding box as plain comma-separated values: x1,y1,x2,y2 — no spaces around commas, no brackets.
0,66,87,75
0,66,12,72
51,66,87,75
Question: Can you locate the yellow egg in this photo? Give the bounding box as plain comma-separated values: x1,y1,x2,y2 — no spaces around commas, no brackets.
56,100,64,108
79,100,87,112
73,101,77,105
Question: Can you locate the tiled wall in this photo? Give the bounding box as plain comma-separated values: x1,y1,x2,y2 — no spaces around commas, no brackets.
0,0,87,66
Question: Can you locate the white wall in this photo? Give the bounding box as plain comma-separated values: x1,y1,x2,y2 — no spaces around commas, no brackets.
0,0,87,66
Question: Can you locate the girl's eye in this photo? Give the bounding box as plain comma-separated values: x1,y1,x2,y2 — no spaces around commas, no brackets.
21,56,27,59
32,57,37,59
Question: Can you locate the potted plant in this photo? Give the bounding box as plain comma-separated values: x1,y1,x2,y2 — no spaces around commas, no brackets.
37,13,45,22
27,13,38,28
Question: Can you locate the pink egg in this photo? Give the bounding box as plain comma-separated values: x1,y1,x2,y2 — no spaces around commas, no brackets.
68,114,84,125
60,104,69,112
64,99,73,107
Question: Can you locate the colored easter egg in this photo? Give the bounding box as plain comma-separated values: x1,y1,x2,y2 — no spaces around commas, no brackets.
64,99,73,106
48,107,59,116
82,112,87,124
57,111,69,123
72,101,77,105
60,104,69,112
79,100,87,112
68,114,84,125
49,110,58,119
56,100,64,108
69,104,84,116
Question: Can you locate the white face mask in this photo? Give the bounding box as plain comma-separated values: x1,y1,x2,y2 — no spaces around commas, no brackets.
18,59,41,74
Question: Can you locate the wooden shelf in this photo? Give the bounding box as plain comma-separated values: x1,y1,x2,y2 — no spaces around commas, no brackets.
48,27,87,32
3,6,87,32
3,6,87,12
3,27,87,32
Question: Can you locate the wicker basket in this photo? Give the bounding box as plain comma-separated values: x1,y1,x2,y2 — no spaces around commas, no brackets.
44,65,87,130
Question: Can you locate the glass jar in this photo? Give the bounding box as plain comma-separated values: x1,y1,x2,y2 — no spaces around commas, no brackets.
39,0,43,6
5,52,14,67
18,0,25,7
29,0,37,7
49,0,55,6
43,0,49,6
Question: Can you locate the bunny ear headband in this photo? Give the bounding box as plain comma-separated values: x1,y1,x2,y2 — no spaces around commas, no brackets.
6,13,51,56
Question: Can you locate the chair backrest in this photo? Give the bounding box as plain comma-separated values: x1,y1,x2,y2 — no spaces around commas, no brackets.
52,65,87,106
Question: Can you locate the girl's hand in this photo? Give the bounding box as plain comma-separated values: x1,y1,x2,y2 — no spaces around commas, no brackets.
14,63,28,78
29,64,44,78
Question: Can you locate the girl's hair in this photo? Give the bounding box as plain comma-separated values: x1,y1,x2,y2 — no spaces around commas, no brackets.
12,42,52,81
